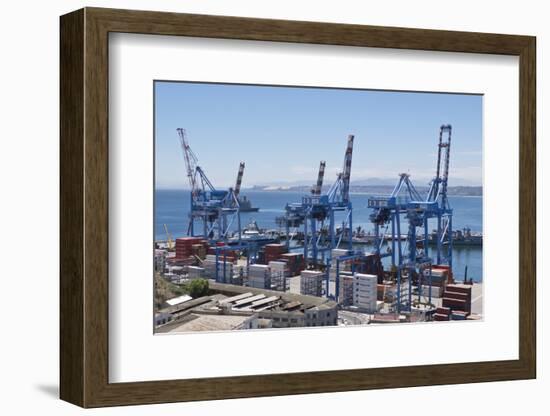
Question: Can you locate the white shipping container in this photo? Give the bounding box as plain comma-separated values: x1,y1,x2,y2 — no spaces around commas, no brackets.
301,270,324,277
250,264,270,270
331,249,349,258
421,285,441,297
352,273,377,312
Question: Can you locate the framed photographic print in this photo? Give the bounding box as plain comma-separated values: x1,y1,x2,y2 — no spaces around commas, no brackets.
60,7,536,408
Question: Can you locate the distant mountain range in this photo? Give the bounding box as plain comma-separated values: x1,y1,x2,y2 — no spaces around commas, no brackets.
246,183,482,197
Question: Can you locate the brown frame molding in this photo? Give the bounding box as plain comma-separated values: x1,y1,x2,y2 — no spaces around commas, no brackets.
60,7,536,408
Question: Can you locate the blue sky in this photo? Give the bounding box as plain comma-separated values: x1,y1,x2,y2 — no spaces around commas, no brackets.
155,81,482,189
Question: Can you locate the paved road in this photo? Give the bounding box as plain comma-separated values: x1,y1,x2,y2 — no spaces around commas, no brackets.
338,310,370,325
470,283,483,315
288,275,483,319
417,282,483,316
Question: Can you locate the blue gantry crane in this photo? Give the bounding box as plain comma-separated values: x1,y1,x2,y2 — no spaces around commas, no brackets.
425,124,453,269
367,125,453,313
177,128,242,244
280,134,355,267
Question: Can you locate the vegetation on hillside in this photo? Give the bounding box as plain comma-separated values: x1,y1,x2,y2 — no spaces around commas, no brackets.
186,278,209,298
154,273,210,311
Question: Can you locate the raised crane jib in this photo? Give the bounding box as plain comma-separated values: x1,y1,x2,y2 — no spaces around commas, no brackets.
427,124,452,207
177,128,198,193
234,162,245,197
177,128,217,196
341,134,354,203
311,161,326,195
326,134,354,203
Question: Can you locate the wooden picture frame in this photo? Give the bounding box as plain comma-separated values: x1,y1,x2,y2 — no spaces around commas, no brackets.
60,7,536,408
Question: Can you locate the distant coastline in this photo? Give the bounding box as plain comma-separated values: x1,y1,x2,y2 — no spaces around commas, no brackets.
156,185,483,197
244,184,483,197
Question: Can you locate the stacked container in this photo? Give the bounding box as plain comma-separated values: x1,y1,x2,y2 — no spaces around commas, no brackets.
329,249,350,283
434,264,454,281
352,273,378,313
154,249,167,272
354,252,384,281
191,244,207,259
430,264,454,287
339,273,355,306
377,283,394,301
187,265,205,279
248,264,271,289
331,248,349,258
232,265,246,286
268,261,288,291
442,284,472,315
421,284,442,298
300,270,324,297
433,306,451,321
175,237,207,260
280,252,305,276
264,243,287,264
203,254,234,280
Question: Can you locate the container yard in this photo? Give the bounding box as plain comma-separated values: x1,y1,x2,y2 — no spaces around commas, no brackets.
154,125,483,332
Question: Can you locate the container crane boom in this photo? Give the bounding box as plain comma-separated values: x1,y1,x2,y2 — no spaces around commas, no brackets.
234,162,245,197
326,134,354,203
427,124,452,208
177,128,198,195
311,161,326,195
177,128,217,195
341,134,354,203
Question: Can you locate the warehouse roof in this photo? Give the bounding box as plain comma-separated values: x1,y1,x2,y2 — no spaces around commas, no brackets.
165,314,254,332
218,292,254,305
210,282,337,309
165,294,192,306
234,294,266,306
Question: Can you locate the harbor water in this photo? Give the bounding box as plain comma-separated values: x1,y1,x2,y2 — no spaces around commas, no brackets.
155,190,483,282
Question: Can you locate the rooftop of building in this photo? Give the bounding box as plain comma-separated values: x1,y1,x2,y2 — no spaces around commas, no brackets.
155,282,339,331
164,294,192,307
210,282,337,312
161,313,255,333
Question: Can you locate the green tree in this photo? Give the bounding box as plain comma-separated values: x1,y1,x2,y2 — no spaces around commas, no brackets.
186,278,209,298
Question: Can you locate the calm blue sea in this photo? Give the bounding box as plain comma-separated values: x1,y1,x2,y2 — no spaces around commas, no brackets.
155,190,483,282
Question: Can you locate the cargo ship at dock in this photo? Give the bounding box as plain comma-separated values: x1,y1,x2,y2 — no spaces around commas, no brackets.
228,220,277,245
238,195,259,212
350,228,483,247
428,227,482,247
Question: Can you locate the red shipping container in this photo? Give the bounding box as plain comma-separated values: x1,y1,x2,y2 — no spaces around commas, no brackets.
442,297,470,313
434,313,450,321
436,306,451,315
445,284,472,295
443,291,469,302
